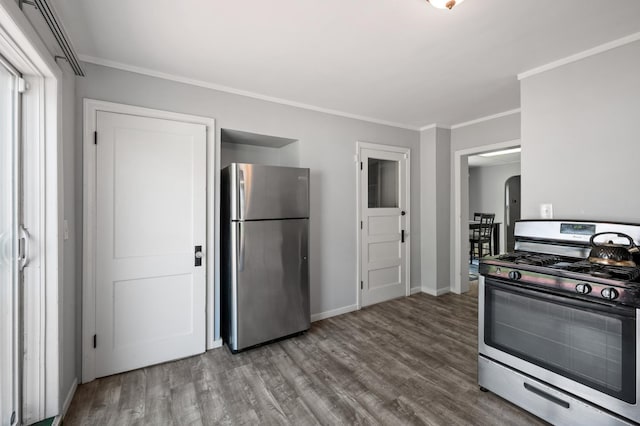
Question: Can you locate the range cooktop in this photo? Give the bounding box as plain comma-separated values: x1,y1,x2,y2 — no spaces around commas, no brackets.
480,252,640,307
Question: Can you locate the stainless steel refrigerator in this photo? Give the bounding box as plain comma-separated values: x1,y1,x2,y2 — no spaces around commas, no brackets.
221,163,310,352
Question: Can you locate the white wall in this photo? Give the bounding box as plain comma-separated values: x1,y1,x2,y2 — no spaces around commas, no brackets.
521,40,640,221
220,142,282,168
419,127,450,295
59,65,77,411
75,62,421,341
468,162,521,253
220,141,301,168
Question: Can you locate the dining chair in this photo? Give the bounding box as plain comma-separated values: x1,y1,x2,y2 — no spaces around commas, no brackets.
470,213,495,263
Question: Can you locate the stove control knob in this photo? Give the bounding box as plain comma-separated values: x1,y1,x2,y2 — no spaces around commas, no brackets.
508,271,522,280
601,288,619,300
575,283,592,295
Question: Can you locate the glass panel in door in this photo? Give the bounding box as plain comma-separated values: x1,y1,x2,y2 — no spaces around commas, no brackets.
0,56,20,426
367,158,398,208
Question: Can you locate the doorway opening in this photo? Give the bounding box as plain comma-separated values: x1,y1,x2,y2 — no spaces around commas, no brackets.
453,140,520,294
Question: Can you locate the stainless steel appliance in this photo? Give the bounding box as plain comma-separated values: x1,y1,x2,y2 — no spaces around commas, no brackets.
221,163,310,352
478,220,640,425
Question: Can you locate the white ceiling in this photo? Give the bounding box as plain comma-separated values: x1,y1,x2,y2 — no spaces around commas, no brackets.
468,152,520,168
54,0,640,128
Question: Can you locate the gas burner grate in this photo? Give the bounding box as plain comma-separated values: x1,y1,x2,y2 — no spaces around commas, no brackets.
497,253,560,266
567,260,640,281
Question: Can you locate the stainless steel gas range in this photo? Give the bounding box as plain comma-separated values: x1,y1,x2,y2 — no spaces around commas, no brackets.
478,220,640,425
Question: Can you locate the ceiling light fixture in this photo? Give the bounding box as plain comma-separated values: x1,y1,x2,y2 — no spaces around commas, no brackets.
427,0,464,10
479,147,521,157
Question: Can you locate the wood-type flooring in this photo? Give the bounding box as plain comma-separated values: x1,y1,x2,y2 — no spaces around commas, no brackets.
64,283,545,425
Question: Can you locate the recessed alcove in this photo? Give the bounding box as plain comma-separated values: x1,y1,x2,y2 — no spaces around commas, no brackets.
220,129,300,168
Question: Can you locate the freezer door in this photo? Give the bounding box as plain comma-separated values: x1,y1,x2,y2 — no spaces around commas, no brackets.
230,163,309,220
232,219,310,350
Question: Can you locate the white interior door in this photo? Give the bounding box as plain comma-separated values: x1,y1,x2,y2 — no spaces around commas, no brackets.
360,147,408,307
0,56,20,426
95,111,206,377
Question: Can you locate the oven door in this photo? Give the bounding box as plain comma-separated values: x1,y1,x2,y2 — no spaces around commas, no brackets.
479,276,639,421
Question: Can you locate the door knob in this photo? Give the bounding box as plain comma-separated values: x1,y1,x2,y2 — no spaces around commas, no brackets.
194,245,203,266
18,225,29,271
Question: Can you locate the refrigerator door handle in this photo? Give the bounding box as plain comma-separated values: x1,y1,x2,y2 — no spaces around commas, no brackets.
238,168,245,220
505,185,510,227
238,222,245,271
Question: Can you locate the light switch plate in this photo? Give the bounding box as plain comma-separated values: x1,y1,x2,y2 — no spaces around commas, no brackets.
540,204,553,219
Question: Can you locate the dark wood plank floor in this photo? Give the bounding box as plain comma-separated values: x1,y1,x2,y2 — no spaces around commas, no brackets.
64,284,545,425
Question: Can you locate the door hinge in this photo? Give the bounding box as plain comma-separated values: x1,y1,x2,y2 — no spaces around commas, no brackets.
360,221,363,229
93,334,97,348
360,161,363,170
94,131,97,145
360,281,363,290
17,77,27,93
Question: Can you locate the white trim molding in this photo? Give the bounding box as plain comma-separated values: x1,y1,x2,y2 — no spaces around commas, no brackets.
410,287,422,295
78,55,420,131
310,304,358,322
59,378,77,422
419,123,443,132
355,141,411,309
422,287,450,297
82,99,217,383
452,139,520,294
518,32,640,80
1,0,62,421
451,108,521,130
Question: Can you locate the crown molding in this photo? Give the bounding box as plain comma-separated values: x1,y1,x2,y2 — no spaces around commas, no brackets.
79,54,421,131
419,123,437,131
418,123,452,131
450,108,520,130
518,32,640,81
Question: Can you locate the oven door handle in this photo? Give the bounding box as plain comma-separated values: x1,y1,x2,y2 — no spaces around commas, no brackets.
486,279,637,318
523,383,570,409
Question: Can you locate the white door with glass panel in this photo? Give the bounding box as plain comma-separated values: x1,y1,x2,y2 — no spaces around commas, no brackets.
95,111,206,377
360,147,408,307
1,56,21,426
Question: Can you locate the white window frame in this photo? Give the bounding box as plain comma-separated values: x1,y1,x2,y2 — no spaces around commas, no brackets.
0,0,62,422
82,99,220,383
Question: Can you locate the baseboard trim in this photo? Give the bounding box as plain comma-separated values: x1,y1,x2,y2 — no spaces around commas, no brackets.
209,338,223,350
54,377,78,424
410,287,422,295
311,304,358,322
422,287,451,297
